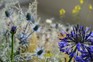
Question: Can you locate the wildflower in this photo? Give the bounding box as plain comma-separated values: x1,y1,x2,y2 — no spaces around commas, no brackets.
89,4,93,10
58,24,93,62
75,5,81,10
10,26,17,62
72,5,81,14
37,49,43,55
75,56,85,62
35,47,45,59
10,26,17,34
32,24,41,32
33,25,39,31
75,46,93,62
59,9,66,16
79,0,84,4
18,25,40,45
5,10,10,17
26,13,31,20
26,13,34,23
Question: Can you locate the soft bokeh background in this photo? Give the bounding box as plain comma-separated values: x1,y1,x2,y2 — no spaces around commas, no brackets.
38,0,93,27
1,0,93,27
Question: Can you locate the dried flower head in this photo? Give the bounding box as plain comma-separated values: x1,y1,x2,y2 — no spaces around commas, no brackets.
79,0,84,4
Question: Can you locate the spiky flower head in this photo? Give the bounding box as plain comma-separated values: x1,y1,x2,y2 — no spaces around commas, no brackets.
58,24,93,61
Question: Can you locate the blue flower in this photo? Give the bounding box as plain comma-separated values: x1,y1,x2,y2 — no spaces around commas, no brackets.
75,46,93,62
75,56,85,62
58,24,93,61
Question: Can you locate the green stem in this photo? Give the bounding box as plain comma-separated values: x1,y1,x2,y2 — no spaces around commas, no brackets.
68,46,77,62
11,33,14,62
68,57,73,62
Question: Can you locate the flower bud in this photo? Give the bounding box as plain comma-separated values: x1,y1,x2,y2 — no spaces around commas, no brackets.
26,13,31,20
5,10,10,17
33,25,39,31
10,26,17,34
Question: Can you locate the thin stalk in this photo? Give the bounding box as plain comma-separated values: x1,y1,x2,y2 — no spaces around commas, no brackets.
11,33,14,62
27,31,34,39
64,58,66,62
24,22,29,33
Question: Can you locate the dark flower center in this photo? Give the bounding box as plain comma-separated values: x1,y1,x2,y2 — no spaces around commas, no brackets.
37,49,43,55
5,10,10,17
67,24,91,44
26,13,31,20
33,25,39,31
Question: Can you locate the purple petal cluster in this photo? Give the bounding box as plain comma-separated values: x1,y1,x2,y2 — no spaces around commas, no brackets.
58,25,93,62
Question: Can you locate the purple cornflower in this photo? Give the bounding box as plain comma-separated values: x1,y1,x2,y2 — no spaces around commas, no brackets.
58,24,93,62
